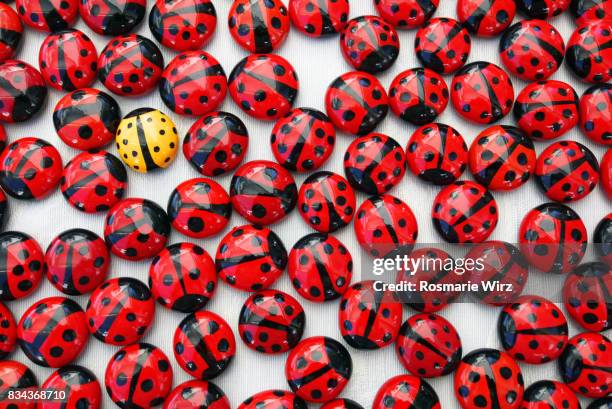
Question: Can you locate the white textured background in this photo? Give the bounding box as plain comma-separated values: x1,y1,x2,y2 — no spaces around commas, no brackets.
3,0,611,407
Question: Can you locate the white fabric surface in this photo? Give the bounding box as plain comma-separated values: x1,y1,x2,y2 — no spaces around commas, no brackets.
4,0,611,407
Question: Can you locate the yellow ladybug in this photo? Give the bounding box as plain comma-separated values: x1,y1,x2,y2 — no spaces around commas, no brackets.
116,108,179,173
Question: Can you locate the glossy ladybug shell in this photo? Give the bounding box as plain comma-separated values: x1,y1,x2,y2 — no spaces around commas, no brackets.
39,29,98,91
0,4,22,63
239,289,305,354
174,310,236,379
80,0,145,35
237,390,307,409
566,20,612,83
343,133,406,195
16,0,78,32
298,171,355,233
164,380,230,409
594,213,612,264
60,150,127,213
228,0,290,53
18,296,89,367
499,19,565,81
372,375,441,409
325,71,388,135
45,228,110,295
516,0,571,19
0,360,38,408
0,137,62,200
457,0,515,36
159,51,227,116
601,149,612,199
289,0,349,37
285,336,352,402
0,60,47,123
216,224,288,292
149,0,217,51
149,242,217,312
228,54,298,121
86,277,155,346
321,399,365,409
579,83,612,145
0,301,16,358
105,343,173,408
535,140,599,202
563,262,611,331
396,313,462,378
53,88,121,150
570,0,612,24
415,18,471,74
374,0,439,29
406,123,467,185
288,233,353,302
0,231,45,301
522,381,581,409
271,107,336,172
0,189,7,231
389,68,449,125
519,202,587,274
41,365,101,409
340,15,399,74
183,111,248,177
230,160,297,225
339,280,402,350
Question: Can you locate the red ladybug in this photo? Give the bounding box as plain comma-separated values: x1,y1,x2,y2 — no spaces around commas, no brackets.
149,242,217,313
228,0,290,53
174,310,236,379
451,61,514,124
321,399,365,409
41,365,101,409
216,224,287,292
522,381,580,409
339,280,402,350
432,181,498,243
344,133,406,195
535,140,599,202
374,0,439,29
149,0,217,51
288,233,352,302
289,0,349,37
0,361,38,409
0,4,22,63
325,71,388,135
98,34,164,96
164,380,230,409
563,261,611,331
415,18,471,74
285,336,352,402
519,202,587,274
0,301,16,358
228,54,298,121
457,0,515,36
406,123,467,185
396,247,466,312
159,51,227,116
0,60,47,123
18,296,89,367
340,15,399,74
499,19,565,81
516,0,571,18
16,0,77,31
271,108,336,172
0,231,45,301
389,68,449,125
0,189,6,230
579,83,612,145
354,194,418,258
566,20,612,83
53,88,120,150
468,125,536,191
465,241,528,305
455,349,524,409
559,332,611,398
239,289,305,353
86,277,155,346
297,171,355,233
396,313,462,378
498,295,568,364
372,374,441,409
230,160,297,225
38,29,98,91
105,343,173,408
45,228,109,295
238,390,307,409
514,80,579,140
80,0,145,35
594,213,612,264
61,151,127,213
183,111,248,177
167,178,231,239
601,149,612,199
104,198,171,260
571,0,612,24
